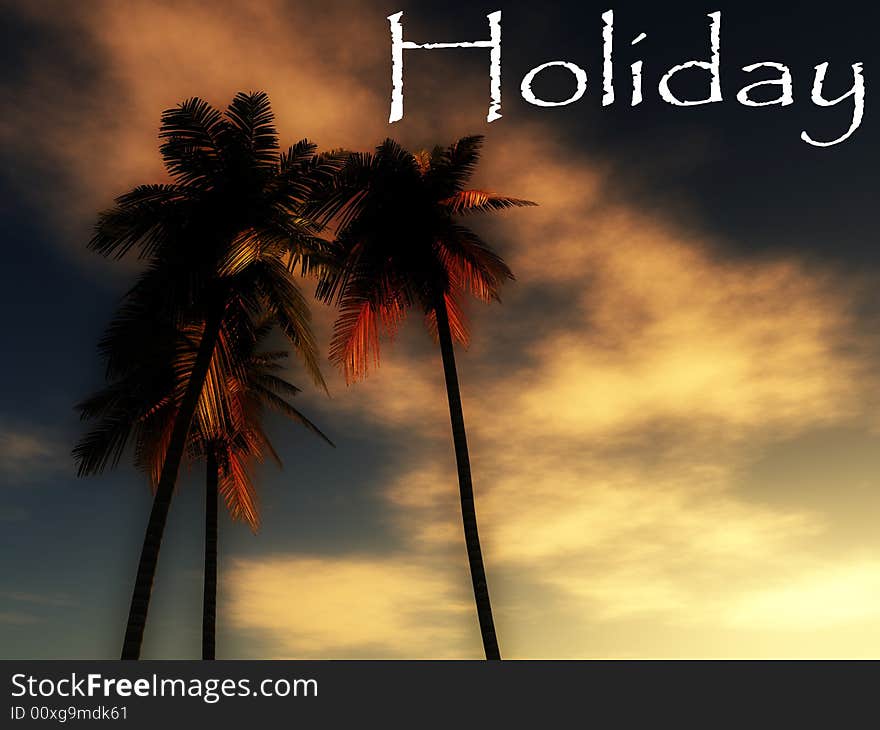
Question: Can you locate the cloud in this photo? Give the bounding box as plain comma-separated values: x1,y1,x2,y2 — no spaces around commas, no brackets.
1,0,392,249
224,554,477,658
486,141,868,434
0,592,76,608
0,612,40,626
0,422,65,486
380,455,819,620
0,432,51,464
726,560,880,631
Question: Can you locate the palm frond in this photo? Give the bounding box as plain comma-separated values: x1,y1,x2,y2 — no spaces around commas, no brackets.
89,184,191,260
439,190,537,215
329,288,408,383
424,291,470,346
159,97,227,188
438,223,515,303
257,261,326,391
251,370,301,398
218,447,260,530
73,415,134,477
252,385,334,446
223,91,279,169
426,135,485,196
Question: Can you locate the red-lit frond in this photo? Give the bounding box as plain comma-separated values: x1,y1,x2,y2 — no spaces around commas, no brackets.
425,291,470,347
329,294,407,383
437,224,514,304
218,447,260,531
142,403,178,490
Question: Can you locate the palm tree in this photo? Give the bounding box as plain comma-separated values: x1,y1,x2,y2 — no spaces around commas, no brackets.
191,318,333,659
315,136,535,660
75,316,332,659
83,90,337,659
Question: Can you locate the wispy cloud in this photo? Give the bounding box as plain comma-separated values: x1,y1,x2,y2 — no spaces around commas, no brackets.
0,422,66,486
0,612,40,626
0,592,76,608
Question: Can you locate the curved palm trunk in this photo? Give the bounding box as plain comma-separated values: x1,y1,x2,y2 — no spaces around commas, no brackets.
202,447,219,660
434,297,501,660
120,306,223,660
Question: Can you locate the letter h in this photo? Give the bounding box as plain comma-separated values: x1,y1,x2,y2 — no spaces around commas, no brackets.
388,11,502,123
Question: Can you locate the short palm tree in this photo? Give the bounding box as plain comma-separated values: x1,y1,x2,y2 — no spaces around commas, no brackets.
84,90,337,658
191,317,332,659
315,136,535,659
75,315,332,659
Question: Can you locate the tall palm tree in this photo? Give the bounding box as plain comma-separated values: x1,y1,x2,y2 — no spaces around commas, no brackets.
75,316,332,659
83,90,337,659
315,136,535,660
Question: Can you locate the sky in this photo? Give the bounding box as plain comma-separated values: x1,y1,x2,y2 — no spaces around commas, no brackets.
1,0,880,658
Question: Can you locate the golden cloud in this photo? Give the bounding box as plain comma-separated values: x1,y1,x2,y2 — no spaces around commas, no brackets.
224,554,477,658
3,0,391,239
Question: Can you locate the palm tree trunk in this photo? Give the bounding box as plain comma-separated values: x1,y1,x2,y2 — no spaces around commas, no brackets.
202,446,219,660
434,295,501,660
120,306,223,660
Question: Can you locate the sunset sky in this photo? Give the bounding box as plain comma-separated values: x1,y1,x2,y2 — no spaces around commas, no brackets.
2,0,880,658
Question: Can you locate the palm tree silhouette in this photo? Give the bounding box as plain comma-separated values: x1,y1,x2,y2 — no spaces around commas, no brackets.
83,91,336,659
75,315,331,659
193,318,332,659
315,136,535,659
